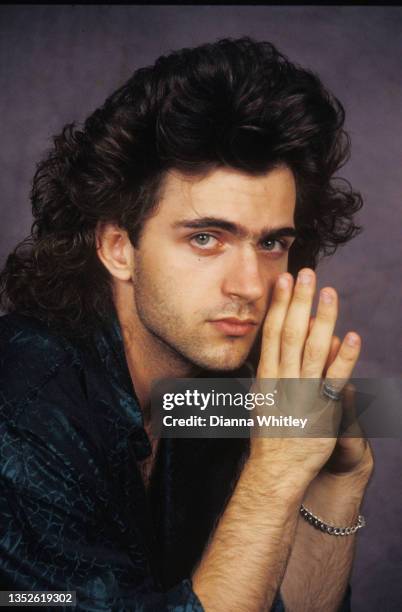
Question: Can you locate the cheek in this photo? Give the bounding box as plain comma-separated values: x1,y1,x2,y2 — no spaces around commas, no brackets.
280,255,290,273
264,253,289,274
259,258,289,300
158,247,223,289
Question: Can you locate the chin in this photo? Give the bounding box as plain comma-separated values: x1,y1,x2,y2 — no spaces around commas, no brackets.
191,349,250,373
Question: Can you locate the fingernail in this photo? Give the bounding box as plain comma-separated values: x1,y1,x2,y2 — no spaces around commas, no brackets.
277,275,289,289
346,333,359,347
321,290,333,304
298,271,313,285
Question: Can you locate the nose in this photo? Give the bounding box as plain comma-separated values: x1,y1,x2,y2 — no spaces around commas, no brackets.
221,246,266,303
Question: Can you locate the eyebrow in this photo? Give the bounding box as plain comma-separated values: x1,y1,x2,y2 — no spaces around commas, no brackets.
172,216,297,241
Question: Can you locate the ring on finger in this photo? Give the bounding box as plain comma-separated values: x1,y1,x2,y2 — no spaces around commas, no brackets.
321,381,343,402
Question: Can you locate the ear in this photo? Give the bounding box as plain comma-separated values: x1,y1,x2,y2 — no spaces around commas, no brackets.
95,222,134,281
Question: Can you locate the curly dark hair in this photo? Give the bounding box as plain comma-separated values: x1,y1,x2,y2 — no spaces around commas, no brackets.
0,37,362,338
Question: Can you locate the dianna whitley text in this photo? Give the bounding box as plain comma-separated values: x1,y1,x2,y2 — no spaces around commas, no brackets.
163,415,308,429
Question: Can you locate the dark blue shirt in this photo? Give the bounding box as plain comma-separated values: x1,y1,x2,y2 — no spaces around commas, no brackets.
0,313,350,611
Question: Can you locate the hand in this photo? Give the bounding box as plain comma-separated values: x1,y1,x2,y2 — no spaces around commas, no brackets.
307,321,374,480
251,268,366,486
321,380,374,482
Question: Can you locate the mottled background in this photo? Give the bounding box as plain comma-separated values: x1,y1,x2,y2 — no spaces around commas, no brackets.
0,5,401,610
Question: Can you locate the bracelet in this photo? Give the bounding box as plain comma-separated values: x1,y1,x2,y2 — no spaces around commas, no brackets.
300,504,366,536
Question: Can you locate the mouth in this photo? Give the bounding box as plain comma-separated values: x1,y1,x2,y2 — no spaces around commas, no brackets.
209,317,258,337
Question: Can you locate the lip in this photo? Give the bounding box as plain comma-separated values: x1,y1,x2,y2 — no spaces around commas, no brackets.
209,317,258,337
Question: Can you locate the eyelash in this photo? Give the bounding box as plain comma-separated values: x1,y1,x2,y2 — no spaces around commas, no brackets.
190,233,220,248
190,233,291,254
260,238,290,253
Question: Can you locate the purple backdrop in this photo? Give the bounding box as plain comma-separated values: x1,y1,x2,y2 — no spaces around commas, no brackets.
0,6,401,610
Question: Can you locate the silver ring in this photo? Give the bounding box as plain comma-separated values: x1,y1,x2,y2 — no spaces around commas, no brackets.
321,381,342,401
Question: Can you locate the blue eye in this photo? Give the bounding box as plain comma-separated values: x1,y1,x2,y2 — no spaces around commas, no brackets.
191,234,218,248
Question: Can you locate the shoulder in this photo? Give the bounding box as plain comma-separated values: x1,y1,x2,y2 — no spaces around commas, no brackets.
0,315,110,517
0,312,82,415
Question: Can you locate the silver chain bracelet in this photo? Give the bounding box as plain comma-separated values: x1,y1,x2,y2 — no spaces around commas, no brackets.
300,504,366,536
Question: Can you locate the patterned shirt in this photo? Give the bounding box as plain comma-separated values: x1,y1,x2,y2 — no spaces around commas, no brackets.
0,312,350,610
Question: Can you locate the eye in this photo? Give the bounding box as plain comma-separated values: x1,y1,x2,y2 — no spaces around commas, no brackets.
261,238,288,253
190,233,219,249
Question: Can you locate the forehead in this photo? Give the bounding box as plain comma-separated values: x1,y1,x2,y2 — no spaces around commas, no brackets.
153,165,296,230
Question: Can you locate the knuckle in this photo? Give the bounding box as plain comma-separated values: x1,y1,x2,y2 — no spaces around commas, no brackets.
282,325,301,345
316,307,337,323
275,288,291,302
326,355,356,379
301,363,322,378
257,362,278,379
304,340,325,363
292,290,312,304
263,324,281,342
340,347,357,363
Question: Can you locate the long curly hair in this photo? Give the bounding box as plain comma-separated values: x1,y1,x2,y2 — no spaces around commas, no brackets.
0,37,363,338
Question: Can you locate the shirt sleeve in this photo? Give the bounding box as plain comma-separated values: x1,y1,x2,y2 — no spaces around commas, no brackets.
0,371,204,611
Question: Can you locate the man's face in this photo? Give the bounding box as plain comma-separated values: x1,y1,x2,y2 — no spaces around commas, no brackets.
130,165,296,371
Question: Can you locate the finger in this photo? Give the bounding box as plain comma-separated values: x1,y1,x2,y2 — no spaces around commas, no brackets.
301,287,338,378
325,332,361,389
258,272,294,378
279,268,316,377
339,383,364,439
324,335,341,375
328,384,370,470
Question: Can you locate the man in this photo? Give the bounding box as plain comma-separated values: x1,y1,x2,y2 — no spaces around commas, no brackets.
0,37,373,611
